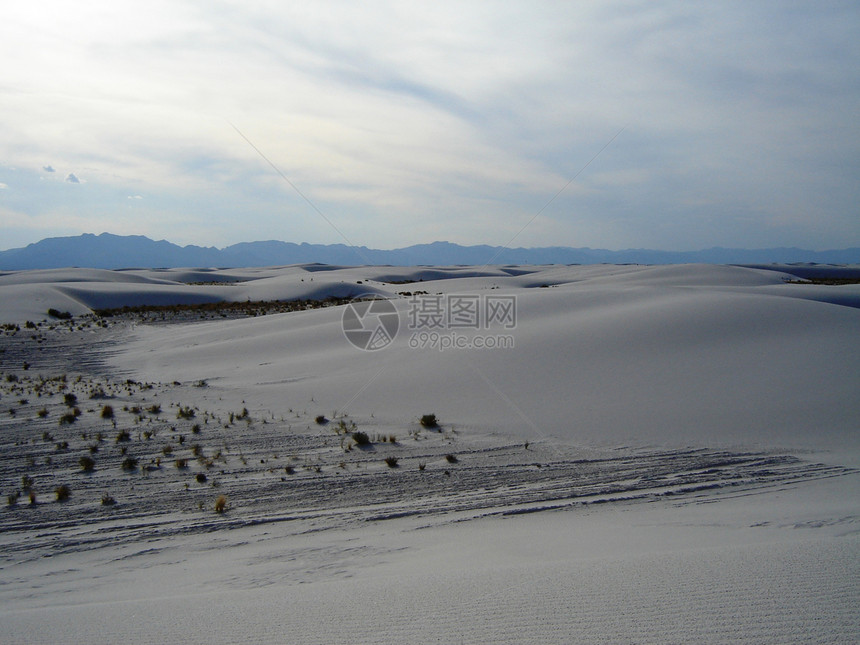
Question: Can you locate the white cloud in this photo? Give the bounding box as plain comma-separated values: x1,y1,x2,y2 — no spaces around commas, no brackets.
0,1,857,251
0,183,7,189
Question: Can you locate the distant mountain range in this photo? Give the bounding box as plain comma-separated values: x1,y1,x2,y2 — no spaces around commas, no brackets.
0,233,857,270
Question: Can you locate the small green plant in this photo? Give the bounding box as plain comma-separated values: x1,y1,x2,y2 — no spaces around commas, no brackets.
384,456,399,468
352,431,371,446
48,308,72,320
214,495,227,513
420,414,438,428
55,484,71,501
79,455,96,472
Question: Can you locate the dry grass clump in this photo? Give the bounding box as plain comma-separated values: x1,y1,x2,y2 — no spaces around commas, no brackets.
384,456,399,468
214,495,227,513
55,484,71,501
79,455,96,472
420,413,438,428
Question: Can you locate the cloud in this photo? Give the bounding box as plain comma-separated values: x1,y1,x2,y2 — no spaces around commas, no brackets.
0,2,857,251
0,183,7,189
65,173,80,184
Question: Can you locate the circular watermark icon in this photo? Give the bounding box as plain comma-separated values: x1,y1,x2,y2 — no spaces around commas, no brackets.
342,295,399,351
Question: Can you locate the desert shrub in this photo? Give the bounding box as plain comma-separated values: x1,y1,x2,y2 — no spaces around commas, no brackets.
420,413,438,428
191,444,202,456
101,405,114,419
63,393,77,407
42,431,53,442
88,443,99,453
284,465,295,475
191,424,201,434
175,457,188,469
162,444,174,456
55,484,71,501
79,455,95,472
445,454,458,463
21,475,34,491
418,462,426,471
121,456,138,471
315,415,328,425
177,406,195,420
115,429,131,442
48,308,72,320
195,472,207,483
101,493,116,506
59,412,77,425
37,407,48,418
351,431,371,446
147,404,161,414
384,456,399,468
214,495,227,513
28,490,37,505
7,492,19,506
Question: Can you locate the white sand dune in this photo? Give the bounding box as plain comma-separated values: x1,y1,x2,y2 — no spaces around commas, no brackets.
0,263,857,643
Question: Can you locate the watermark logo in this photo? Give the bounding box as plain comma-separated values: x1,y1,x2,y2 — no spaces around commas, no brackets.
342,295,400,351
343,293,517,352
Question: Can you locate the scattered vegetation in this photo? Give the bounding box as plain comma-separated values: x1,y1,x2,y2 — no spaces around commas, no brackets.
351,431,371,446
420,413,438,428
48,308,72,320
177,406,195,420
55,485,71,501
79,455,96,472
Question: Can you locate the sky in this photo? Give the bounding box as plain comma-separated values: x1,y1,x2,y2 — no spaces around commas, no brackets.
1,1,858,252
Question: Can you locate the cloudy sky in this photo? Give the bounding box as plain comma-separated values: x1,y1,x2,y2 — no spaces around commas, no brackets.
1,1,858,252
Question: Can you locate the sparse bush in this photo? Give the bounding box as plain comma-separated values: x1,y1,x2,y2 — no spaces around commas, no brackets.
147,404,161,414
351,431,371,446
445,454,458,463
55,484,71,501
37,407,48,418
21,475,34,491
418,462,426,471
384,456,399,468
177,406,195,420
191,444,202,456
115,429,131,442
315,415,328,425
7,492,19,507
48,308,72,320
63,393,77,407
195,472,207,483
79,455,95,472
162,444,174,456
101,405,114,419
59,412,76,425
284,465,295,475
175,457,188,469
121,456,138,471
214,495,227,513
420,414,438,428
191,424,201,434
101,493,116,506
